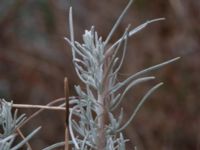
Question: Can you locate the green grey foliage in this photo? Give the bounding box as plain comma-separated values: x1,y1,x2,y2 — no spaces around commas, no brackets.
61,0,179,149
0,99,41,150
0,0,179,149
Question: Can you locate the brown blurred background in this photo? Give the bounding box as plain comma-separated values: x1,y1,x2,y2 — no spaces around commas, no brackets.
0,0,200,149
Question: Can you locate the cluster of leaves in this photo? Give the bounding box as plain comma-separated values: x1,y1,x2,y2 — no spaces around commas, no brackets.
0,99,41,150
0,0,179,149
61,0,179,149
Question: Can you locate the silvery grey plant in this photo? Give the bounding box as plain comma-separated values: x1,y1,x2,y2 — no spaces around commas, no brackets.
61,0,180,149
0,99,41,150
0,0,180,149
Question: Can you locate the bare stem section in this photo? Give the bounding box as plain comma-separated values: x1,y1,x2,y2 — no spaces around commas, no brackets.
64,77,69,150
96,92,106,149
12,104,65,111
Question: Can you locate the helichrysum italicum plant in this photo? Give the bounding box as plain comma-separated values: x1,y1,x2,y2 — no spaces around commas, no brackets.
0,99,41,150
62,0,180,149
0,0,179,149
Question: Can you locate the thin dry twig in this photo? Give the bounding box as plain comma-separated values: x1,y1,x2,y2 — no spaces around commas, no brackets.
16,128,32,150
17,97,65,129
12,104,65,110
64,77,70,150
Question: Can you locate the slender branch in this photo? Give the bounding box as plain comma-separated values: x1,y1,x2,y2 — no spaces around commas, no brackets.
64,77,69,150
64,77,70,126
12,104,65,111
18,98,65,129
16,128,32,150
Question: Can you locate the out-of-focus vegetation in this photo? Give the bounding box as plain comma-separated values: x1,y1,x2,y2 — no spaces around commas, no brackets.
0,0,199,149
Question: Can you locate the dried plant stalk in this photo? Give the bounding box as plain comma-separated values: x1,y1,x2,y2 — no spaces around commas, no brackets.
64,77,70,150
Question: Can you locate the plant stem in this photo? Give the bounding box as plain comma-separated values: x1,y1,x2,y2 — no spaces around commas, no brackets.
17,128,32,150
64,77,69,150
12,104,65,111
96,60,110,149
18,97,65,129
97,92,106,149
